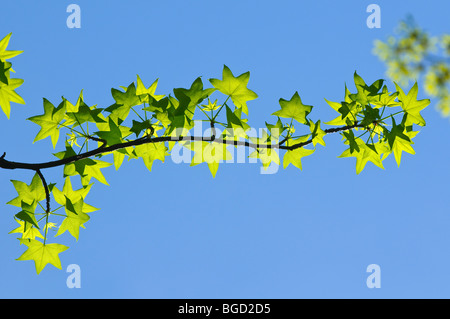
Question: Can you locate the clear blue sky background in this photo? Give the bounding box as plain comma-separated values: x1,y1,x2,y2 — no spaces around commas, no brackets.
0,0,449,298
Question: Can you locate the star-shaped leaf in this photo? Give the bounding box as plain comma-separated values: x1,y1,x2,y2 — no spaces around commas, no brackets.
226,105,250,133
54,144,112,185
55,197,90,241
0,33,23,60
9,219,44,240
338,139,388,174
95,118,124,146
155,111,171,128
7,173,46,207
186,141,232,177
64,92,105,127
395,82,430,126
371,85,400,108
105,83,141,122
165,95,195,134
174,77,215,111
16,239,69,274
201,98,221,112
349,72,384,106
324,85,357,126
384,117,411,149
382,125,418,167
15,201,39,229
248,130,280,170
130,119,153,137
52,177,98,213
134,142,167,172
136,75,165,102
249,148,280,171
0,60,11,84
265,117,286,141
0,74,25,119
342,130,360,154
283,136,315,170
309,120,326,147
209,65,258,115
28,98,66,148
272,92,313,124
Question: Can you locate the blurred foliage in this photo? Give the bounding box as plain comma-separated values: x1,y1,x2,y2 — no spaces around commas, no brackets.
374,16,450,117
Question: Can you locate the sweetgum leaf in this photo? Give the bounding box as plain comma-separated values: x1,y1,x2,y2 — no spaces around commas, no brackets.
0,33,23,60
209,65,258,115
9,220,44,240
272,92,312,124
7,173,46,207
15,201,39,229
28,98,66,148
282,136,315,170
56,197,90,241
395,82,430,126
136,75,165,101
16,239,69,274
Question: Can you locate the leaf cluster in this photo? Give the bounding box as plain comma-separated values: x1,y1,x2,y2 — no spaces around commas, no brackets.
0,34,430,274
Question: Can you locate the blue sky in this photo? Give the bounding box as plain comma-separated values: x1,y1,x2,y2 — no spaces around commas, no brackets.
0,0,449,298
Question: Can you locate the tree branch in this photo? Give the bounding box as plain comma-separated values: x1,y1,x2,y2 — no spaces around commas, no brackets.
35,169,50,214
0,123,362,171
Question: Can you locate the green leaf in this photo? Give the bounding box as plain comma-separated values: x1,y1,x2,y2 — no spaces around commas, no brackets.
382,125,418,167
272,92,313,124
78,159,112,186
52,177,98,213
0,33,23,60
371,85,400,108
186,141,232,177
248,130,280,170
0,74,25,119
209,65,258,115
165,94,195,134
54,144,112,185
226,105,250,132
324,85,356,126
359,105,381,127
309,120,326,147
7,173,46,207
130,119,153,137
174,77,215,110
28,98,66,148
250,148,280,170
349,72,384,105
143,96,172,127
65,95,105,127
106,83,141,122
95,118,124,146
56,197,90,241
201,98,220,112
342,130,360,154
15,201,39,229
395,82,430,126
155,111,171,128
0,60,11,84
282,136,315,170
136,75,165,101
265,117,286,140
9,220,44,240
134,142,167,172
16,239,69,274
384,117,411,149
143,95,170,113
338,139,388,174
